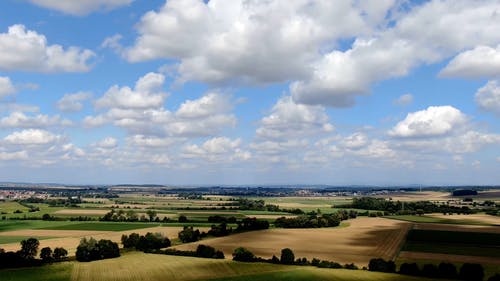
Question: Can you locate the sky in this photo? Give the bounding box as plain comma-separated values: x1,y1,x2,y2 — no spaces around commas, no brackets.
0,0,500,186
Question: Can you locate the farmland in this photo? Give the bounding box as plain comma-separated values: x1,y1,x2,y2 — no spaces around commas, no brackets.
1,252,434,281
174,217,411,266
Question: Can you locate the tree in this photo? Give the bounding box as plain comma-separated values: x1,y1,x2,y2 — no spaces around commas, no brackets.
76,237,120,262
399,263,420,276
280,248,295,265
232,247,255,262
438,262,458,279
121,233,140,248
368,258,396,273
40,247,53,263
19,238,39,260
178,215,188,222
146,210,157,222
460,263,484,281
178,226,200,243
421,264,439,278
53,247,68,261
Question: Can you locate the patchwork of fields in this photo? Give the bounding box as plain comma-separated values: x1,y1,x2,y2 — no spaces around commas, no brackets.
174,217,411,266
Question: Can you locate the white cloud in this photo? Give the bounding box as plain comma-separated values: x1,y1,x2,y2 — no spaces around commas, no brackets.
176,92,232,119
389,106,467,138
393,93,414,106
95,137,118,148
0,77,16,99
0,25,94,72
0,111,71,128
95,72,166,109
0,151,28,161
27,0,133,16
125,0,390,84
256,96,334,140
3,129,60,145
440,45,500,78
57,92,92,112
183,137,251,162
475,80,500,116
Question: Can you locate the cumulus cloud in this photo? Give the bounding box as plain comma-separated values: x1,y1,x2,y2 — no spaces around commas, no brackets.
95,72,166,109
475,80,500,116
183,137,250,162
27,0,133,16
389,106,467,138
85,72,236,137
57,92,92,112
95,137,118,148
0,25,94,72
256,96,334,140
125,0,391,84
0,111,71,128
0,151,28,161
3,129,60,145
0,77,16,99
393,93,414,106
440,45,500,78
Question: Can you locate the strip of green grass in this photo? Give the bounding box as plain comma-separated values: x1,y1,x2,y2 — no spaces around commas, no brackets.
0,261,72,281
0,236,54,244
402,242,500,258
0,220,77,232
40,222,159,231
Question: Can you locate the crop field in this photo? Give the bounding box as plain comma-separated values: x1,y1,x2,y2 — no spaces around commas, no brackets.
387,214,495,225
0,225,207,255
40,222,159,231
425,213,500,225
1,252,433,281
413,222,500,233
398,229,500,268
174,217,411,266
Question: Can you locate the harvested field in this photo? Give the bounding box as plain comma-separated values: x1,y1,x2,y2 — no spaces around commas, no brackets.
174,217,411,266
398,251,500,265
0,229,109,237
426,213,500,225
245,214,297,219
0,226,208,255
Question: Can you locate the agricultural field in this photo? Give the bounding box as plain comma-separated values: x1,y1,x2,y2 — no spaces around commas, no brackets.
1,252,434,281
0,224,207,255
173,217,411,266
387,214,498,226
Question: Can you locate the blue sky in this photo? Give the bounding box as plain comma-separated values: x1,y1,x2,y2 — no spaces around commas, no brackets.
0,0,500,185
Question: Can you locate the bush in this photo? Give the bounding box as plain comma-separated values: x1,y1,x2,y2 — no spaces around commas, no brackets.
40,247,53,263
368,258,396,273
438,262,458,279
232,247,255,262
460,263,484,281
399,263,420,276
280,248,295,265
196,245,224,259
178,215,188,222
136,233,171,251
178,226,200,243
421,263,439,278
76,238,120,262
52,247,68,261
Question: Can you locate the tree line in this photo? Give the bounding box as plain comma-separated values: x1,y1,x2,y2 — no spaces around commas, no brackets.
0,238,67,269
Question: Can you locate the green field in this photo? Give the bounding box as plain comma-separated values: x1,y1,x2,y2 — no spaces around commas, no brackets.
1,252,434,281
40,222,159,231
0,220,79,232
401,229,500,258
0,236,54,244
387,215,491,225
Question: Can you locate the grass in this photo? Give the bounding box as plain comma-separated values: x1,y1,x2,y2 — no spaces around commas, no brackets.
0,252,433,281
400,229,500,258
40,222,159,232
387,215,490,225
0,220,78,232
0,236,54,244
0,262,72,281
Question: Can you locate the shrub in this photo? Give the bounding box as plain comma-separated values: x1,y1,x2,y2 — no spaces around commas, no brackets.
232,247,255,262
459,263,484,281
368,258,396,273
399,262,420,276
52,247,68,261
280,248,295,265
40,247,53,263
76,238,120,262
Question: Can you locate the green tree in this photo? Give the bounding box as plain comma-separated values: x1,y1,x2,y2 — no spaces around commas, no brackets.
178,226,200,243
280,248,295,264
460,263,484,281
19,238,39,260
40,247,53,263
53,247,68,261
232,247,255,262
146,210,157,222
